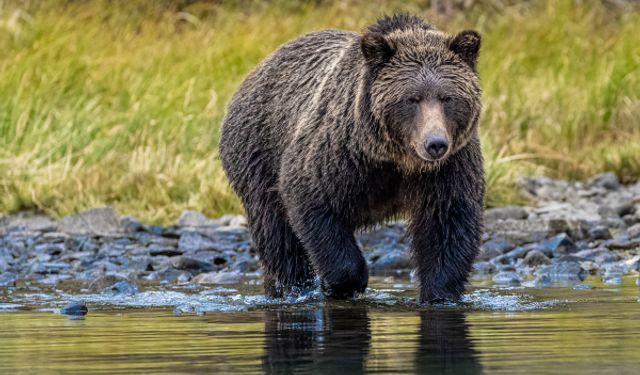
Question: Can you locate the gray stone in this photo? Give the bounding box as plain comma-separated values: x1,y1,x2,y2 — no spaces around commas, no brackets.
606,237,640,250
522,250,551,267
101,280,138,296
121,216,146,233
0,272,17,286
477,248,502,261
484,219,565,246
481,238,514,254
537,261,587,283
573,284,594,290
177,210,218,227
147,267,190,283
88,274,127,293
492,271,521,286
178,231,220,252
0,214,58,232
573,248,620,264
541,233,577,257
627,223,640,239
588,225,612,240
373,250,411,272
60,302,88,316
588,172,620,190
484,206,528,221
613,202,636,217
473,261,496,275
232,255,259,273
172,256,214,274
60,207,123,236
192,271,242,285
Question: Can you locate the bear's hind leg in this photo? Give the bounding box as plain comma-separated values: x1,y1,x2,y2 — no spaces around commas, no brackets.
247,195,315,298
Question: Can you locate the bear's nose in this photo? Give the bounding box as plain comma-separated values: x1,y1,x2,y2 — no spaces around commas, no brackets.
424,136,449,160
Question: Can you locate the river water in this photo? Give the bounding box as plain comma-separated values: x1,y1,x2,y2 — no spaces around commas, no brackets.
1,275,639,374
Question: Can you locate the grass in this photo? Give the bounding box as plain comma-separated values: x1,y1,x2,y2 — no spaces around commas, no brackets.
0,0,638,224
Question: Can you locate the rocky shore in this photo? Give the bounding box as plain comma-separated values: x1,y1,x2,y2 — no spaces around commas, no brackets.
1,173,639,296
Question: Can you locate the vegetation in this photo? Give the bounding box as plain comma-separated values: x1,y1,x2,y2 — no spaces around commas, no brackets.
1,0,638,224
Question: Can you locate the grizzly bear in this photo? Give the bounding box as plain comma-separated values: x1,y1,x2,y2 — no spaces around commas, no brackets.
220,14,484,303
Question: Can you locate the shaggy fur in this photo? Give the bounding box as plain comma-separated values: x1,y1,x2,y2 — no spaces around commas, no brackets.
220,14,484,303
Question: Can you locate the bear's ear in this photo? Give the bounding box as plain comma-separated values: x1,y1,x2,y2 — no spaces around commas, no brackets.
361,32,394,69
449,30,481,70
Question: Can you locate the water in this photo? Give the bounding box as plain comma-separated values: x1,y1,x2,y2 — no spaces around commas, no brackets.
1,276,639,374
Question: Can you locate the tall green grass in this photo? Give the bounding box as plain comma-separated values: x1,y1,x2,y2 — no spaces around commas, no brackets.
0,0,638,223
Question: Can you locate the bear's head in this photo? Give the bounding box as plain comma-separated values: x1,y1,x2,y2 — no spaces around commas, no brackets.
361,14,481,169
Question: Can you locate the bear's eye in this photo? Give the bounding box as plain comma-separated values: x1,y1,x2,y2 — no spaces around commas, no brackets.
407,96,421,104
440,96,454,103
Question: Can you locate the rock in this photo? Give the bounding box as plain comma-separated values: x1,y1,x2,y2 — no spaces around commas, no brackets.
0,214,58,232
537,261,587,283
60,207,123,236
492,271,521,286
178,231,220,252
177,211,218,228
147,267,190,283
148,246,183,257
0,272,17,286
484,219,566,246
121,216,146,233
232,255,259,273
60,302,88,316
192,271,242,285
89,275,127,293
606,237,640,250
484,206,528,221
524,275,551,288
29,261,70,274
613,202,636,217
624,255,640,271
373,250,411,272
473,261,496,275
627,223,640,239
573,284,594,290
522,250,551,267
588,172,620,190
481,238,514,255
588,225,612,240
493,243,540,264
477,248,502,261
172,256,214,274
101,280,138,296
573,248,620,264
541,233,577,257
228,215,248,227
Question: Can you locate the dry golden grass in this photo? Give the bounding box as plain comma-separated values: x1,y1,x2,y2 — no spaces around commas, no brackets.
0,0,638,223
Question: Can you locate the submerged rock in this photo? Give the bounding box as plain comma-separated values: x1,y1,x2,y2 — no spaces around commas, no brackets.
60,302,88,316
537,261,587,283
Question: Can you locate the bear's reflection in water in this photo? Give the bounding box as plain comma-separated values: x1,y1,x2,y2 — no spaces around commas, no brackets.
416,309,483,374
261,305,481,374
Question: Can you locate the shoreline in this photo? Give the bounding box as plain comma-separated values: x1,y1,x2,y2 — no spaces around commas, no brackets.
1,173,639,294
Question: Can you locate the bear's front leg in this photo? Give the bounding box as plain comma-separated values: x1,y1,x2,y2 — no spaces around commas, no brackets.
409,145,484,304
288,203,368,298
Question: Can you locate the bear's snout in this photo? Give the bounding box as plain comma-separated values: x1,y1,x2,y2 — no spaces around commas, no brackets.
424,135,449,160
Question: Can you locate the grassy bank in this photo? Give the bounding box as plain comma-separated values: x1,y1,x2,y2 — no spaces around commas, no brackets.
1,0,638,224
